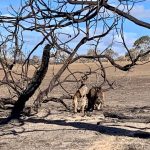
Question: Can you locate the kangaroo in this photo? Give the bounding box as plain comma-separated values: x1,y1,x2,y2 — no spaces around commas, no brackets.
72,77,88,116
94,88,105,110
87,86,105,112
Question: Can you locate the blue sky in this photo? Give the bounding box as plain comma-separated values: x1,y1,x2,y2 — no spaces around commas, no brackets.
0,0,150,56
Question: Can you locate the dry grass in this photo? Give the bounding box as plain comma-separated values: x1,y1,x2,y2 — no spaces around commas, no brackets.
0,62,150,150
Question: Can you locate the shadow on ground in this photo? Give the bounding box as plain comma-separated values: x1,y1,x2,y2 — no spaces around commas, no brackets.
0,116,150,139
25,118,150,139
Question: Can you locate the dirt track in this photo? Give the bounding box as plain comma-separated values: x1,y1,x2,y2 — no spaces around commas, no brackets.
0,62,150,150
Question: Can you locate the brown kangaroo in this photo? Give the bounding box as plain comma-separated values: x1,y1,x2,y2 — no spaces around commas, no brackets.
72,78,88,116
87,86,105,112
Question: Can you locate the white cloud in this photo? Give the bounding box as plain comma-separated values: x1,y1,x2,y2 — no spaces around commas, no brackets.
92,31,138,56
109,3,150,19
130,5,150,19
56,24,139,56
114,32,138,54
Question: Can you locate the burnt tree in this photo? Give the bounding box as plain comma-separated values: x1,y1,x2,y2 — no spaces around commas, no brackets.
8,44,51,121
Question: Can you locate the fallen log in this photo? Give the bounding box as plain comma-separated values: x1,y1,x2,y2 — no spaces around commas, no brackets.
0,97,16,109
43,97,71,111
103,111,150,123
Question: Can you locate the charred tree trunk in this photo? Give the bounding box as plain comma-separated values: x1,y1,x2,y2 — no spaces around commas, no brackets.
7,44,51,121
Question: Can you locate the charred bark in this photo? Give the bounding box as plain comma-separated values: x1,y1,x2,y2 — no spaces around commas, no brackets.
6,44,51,121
